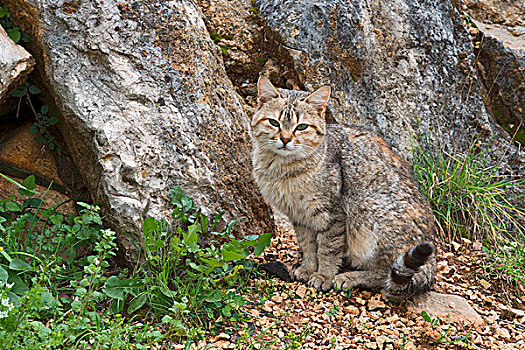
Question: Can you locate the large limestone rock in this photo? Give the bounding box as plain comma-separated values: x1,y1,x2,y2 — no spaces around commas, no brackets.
4,0,273,255
255,0,524,173
473,20,524,144
0,25,34,113
463,0,524,28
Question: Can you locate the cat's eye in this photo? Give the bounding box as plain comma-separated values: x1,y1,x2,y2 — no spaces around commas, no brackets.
268,119,280,127
295,124,309,131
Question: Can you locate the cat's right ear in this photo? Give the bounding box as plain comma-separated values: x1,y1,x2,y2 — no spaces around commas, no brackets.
305,86,331,115
257,75,280,105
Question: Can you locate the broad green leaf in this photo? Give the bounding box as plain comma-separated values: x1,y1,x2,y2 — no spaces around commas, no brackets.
12,84,27,97
254,232,272,256
23,198,43,209
103,276,125,299
188,260,209,273
41,104,49,114
21,175,36,190
0,173,36,196
28,85,41,95
29,321,51,338
221,242,248,262
159,283,178,298
0,265,8,283
29,125,38,135
184,224,199,246
7,28,21,43
71,300,82,312
42,291,58,308
49,214,64,225
127,294,147,314
143,217,159,236
34,135,46,144
5,201,21,212
206,290,223,302
200,257,225,268
0,264,30,296
9,258,32,271
48,116,59,125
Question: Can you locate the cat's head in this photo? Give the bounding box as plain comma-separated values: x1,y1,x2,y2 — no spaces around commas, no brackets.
251,75,330,157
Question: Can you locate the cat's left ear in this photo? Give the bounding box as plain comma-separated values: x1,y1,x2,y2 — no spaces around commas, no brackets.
305,86,331,114
257,75,280,105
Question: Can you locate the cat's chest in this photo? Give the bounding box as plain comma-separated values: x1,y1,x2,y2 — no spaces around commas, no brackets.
256,164,341,227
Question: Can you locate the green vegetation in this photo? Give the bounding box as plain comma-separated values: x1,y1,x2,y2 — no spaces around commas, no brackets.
0,5,30,43
1,6,60,154
12,83,62,154
0,174,271,348
411,133,525,285
420,311,471,345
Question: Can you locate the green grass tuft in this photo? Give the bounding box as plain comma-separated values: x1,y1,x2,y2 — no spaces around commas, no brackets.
411,133,525,287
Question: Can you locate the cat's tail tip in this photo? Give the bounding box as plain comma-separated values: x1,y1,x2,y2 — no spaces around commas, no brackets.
406,242,434,269
385,241,436,300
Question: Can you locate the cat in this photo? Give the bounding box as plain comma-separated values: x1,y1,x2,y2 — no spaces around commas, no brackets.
250,75,436,299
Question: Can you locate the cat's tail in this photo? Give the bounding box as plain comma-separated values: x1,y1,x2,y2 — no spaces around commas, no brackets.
384,242,436,299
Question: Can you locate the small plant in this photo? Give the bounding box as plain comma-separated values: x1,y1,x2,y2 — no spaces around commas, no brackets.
0,174,272,346
421,311,471,345
326,305,339,316
105,186,271,341
0,5,30,43
412,133,525,288
411,133,525,244
13,83,61,154
0,174,164,349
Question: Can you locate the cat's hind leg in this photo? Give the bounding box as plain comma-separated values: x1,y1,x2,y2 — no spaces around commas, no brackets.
334,270,386,291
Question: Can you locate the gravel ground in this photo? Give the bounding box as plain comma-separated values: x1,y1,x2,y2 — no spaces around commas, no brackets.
198,214,525,350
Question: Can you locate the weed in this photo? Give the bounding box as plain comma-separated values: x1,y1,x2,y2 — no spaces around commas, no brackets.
412,133,524,244
12,83,62,154
411,133,525,287
421,311,472,345
0,173,150,348
105,186,271,341
0,5,30,43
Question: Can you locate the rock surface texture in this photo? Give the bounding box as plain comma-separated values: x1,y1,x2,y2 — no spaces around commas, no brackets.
462,0,525,146
255,0,524,173
407,291,485,326
474,20,524,143
0,25,34,112
4,0,273,255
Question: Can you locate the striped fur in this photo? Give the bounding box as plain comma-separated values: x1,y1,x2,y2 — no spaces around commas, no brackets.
251,76,436,299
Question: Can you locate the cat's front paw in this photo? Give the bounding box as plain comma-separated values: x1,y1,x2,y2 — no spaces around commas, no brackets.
308,273,334,292
292,263,317,282
334,272,359,291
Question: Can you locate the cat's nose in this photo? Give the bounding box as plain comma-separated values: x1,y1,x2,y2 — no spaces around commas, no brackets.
280,137,292,145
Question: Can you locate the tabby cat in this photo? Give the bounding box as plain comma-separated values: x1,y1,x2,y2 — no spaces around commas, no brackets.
251,76,436,299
